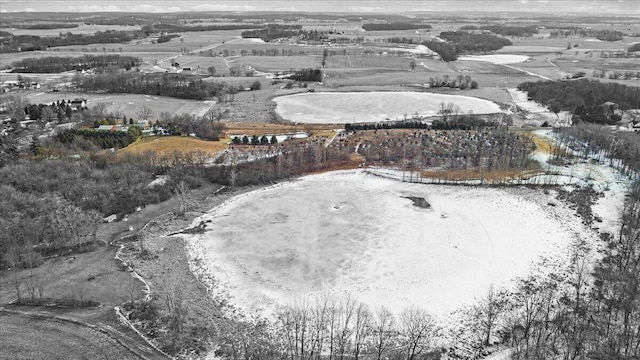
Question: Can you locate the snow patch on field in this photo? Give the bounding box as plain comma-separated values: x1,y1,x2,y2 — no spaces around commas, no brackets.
457,54,530,64
184,170,598,318
274,91,503,124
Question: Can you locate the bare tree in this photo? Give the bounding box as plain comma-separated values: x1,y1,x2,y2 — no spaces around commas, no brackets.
174,181,190,215
399,306,435,360
372,306,396,360
138,105,153,122
353,302,372,360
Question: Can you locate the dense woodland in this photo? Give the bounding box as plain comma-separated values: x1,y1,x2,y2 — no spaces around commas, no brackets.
0,30,143,53
439,32,513,54
77,73,239,101
517,79,640,124
55,127,142,150
10,54,141,73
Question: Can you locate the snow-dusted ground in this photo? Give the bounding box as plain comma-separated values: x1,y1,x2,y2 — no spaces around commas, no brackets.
184,170,599,318
457,54,530,64
274,91,503,124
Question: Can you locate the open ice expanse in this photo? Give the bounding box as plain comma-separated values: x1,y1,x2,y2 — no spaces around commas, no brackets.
185,170,598,317
273,91,503,123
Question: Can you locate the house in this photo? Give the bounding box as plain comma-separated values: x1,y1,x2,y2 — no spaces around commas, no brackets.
70,98,87,110
103,214,117,223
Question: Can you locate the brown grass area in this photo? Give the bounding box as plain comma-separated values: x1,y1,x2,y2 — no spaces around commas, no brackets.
519,131,565,156
421,166,541,181
121,136,228,157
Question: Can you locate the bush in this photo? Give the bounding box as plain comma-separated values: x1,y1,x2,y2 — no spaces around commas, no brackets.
250,80,262,90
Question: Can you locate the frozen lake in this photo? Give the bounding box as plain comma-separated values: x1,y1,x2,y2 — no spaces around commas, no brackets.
273,91,503,123
185,170,596,316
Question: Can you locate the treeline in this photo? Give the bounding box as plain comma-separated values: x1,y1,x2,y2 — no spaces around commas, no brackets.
55,127,141,150
422,40,458,62
628,43,640,52
77,73,234,101
287,68,322,82
421,32,512,62
156,34,180,43
549,28,625,41
517,79,640,124
217,298,440,360
362,23,432,31
345,115,498,132
10,23,80,30
459,25,538,37
0,30,143,53
428,74,478,90
241,24,304,42
10,54,141,73
357,129,534,172
439,31,512,53
141,23,262,34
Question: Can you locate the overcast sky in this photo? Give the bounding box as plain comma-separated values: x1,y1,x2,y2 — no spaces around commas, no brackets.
0,0,638,14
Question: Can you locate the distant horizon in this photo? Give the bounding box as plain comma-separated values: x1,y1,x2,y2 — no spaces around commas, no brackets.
0,0,638,15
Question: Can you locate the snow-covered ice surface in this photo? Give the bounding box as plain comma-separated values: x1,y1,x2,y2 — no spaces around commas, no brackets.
184,170,599,318
274,91,503,124
457,54,530,64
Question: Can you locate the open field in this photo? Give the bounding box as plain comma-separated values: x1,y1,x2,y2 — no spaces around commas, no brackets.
273,91,503,123
122,136,228,157
0,312,141,360
184,170,597,316
23,91,214,120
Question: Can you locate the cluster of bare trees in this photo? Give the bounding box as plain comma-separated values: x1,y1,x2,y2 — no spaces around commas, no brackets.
557,123,640,182
358,129,535,173
219,295,439,360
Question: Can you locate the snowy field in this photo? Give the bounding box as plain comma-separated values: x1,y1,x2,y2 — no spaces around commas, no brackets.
184,170,598,317
273,92,503,123
457,54,530,64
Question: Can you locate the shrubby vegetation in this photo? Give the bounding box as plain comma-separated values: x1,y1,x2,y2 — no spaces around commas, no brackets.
10,54,141,73
517,79,640,124
362,23,432,31
0,30,143,53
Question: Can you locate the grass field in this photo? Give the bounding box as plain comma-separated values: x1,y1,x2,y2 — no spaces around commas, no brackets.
122,136,228,157
0,312,141,360
231,55,321,72
24,91,213,120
